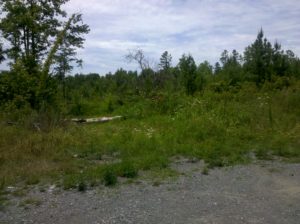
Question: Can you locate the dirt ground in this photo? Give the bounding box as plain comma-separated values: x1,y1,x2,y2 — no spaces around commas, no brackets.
1,160,300,224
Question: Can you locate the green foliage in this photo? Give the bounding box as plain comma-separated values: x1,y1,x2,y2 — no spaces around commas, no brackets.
1,25,300,197
196,61,212,91
0,64,38,109
243,29,300,84
0,0,89,112
138,68,156,96
218,50,244,85
103,169,118,186
159,51,172,71
117,162,138,178
0,0,89,71
179,54,197,95
244,29,273,83
2,80,300,191
58,30,300,105
78,181,87,192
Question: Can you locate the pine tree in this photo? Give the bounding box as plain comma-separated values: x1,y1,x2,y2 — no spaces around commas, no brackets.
196,61,212,91
159,51,172,71
178,54,197,95
244,29,273,84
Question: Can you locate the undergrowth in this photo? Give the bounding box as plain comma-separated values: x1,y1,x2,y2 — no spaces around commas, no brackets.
0,81,299,192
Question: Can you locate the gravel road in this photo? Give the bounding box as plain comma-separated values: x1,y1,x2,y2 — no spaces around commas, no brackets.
1,160,300,224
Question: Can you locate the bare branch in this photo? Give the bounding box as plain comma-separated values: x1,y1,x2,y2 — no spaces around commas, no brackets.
125,48,150,71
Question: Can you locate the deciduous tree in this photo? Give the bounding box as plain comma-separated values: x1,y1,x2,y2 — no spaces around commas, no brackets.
0,0,89,109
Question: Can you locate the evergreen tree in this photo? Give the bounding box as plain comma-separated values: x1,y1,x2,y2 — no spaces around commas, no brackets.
214,62,221,75
220,49,243,85
285,50,300,78
220,50,229,66
178,54,197,95
196,61,212,91
159,51,172,71
244,29,273,84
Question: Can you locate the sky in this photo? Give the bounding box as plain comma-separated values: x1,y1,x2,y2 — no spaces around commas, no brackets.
2,0,300,75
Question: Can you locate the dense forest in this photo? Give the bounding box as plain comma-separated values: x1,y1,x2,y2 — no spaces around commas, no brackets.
0,0,300,193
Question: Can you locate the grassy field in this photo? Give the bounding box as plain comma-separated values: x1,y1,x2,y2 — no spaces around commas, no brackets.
1,82,300,195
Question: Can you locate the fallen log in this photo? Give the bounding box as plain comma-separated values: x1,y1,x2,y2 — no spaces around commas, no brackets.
71,116,123,124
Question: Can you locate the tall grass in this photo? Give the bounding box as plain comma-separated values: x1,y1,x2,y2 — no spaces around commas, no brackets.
1,81,299,191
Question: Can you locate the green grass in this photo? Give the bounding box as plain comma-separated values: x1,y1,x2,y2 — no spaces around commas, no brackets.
0,81,299,192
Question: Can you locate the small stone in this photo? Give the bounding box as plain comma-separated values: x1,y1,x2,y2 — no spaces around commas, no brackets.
48,185,56,193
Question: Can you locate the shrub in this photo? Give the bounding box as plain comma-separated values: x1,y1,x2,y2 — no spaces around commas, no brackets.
118,162,138,178
78,181,87,192
103,169,117,186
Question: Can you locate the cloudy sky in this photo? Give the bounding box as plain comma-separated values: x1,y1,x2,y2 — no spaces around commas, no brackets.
3,0,300,75
63,0,300,75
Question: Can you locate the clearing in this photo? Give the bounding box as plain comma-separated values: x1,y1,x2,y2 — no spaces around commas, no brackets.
1,160,299,224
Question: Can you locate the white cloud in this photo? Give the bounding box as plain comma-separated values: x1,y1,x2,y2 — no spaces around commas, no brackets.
2,0,300,74
63,0,300,74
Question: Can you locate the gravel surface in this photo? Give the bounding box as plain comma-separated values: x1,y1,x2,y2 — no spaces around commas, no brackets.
1,160,300,224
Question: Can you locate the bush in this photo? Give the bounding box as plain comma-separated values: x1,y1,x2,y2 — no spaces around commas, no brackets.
103,169,117,186
118,162,138,178
78,181,87,192
151,92,184,115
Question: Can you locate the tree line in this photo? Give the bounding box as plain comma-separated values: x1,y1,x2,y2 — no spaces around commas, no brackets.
0,0,300,115
64,29,300,102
